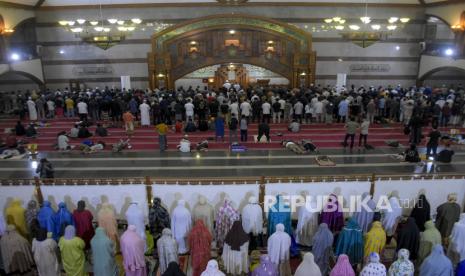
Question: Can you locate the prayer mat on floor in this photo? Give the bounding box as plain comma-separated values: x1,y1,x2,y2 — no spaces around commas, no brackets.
315,155,335,166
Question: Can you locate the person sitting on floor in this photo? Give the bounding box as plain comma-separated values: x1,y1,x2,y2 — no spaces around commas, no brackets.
288,120,300,133
95,124,108,137
178,135,191,153
15,121,26,136
5,131,18,148
184,119,197,132
69,124,79,138
25,123,37,138
404,144,421,163
301,139,318,153
78,125,92,138
81,140,106,154
57,131,72,151
282,140,306,154
436,143,454,163
196,140,209,151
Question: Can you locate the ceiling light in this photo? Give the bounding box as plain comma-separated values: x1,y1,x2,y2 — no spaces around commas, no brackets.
76,19,86,24
371,24,381,30
360,17,371,24
103,28,111,32
333,17,341,22
107,19,118,24
388,17,398,23
445,48,454,56
94,26,104,32
349,25,360,30
400,18,410,23
90,21,99,26
58,21,68,26
10,53,20,61
268,40,274,44
335,25,345,30
339,19,346,24
395,45,400,50
337,58,343,62
229,30,236,34
71,28,83,33
68,21,75,26
300,72,306,76
387,25,397,30
117,26,127,31
59,50,65,54
324,18,333,23
127,26,135,31
131,18,142,24
117,20,125,25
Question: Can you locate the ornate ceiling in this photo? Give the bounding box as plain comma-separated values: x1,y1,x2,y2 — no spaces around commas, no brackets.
2,0,454,7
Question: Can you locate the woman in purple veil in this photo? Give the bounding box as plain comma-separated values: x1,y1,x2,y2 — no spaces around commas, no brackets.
320,194,344,233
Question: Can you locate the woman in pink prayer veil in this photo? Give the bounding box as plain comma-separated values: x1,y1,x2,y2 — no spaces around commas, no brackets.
120,225,147,276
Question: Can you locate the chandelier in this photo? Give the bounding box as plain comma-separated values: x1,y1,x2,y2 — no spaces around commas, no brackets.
57,4,171,50
322,2,410,48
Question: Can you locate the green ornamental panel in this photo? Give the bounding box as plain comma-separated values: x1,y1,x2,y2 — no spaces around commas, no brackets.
156,17,308,51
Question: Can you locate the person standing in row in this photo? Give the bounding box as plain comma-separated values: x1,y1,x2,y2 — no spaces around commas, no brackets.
343,117,359,150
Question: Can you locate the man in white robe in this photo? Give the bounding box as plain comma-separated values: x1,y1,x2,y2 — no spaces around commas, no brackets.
27,97,37,121
171,200,192,254
125,202,146,244
139,100,151,126
296,197,319,246
267,223,291,276
193,196,214,234
156,228,178,274
241,196,263,250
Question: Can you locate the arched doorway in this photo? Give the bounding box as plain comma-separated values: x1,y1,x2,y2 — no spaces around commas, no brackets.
174,63,290,90
419,66,465,87
148,14,315,90
0,70,44,92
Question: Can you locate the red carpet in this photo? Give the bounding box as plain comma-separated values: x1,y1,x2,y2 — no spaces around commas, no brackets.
1,117,462,152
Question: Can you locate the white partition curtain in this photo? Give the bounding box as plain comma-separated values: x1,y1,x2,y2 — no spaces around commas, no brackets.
265,181,372,218
39,184,148,219
374,178,465,217
0,186,36,214
151,183,260,214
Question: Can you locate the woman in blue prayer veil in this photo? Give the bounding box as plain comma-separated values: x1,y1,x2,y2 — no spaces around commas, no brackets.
267,195,292,235
335,218,364,265
54,202,74,240
37,201,55,234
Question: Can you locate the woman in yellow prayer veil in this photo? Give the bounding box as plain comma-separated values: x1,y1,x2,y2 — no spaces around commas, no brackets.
364,213,386,260
5,199,28,237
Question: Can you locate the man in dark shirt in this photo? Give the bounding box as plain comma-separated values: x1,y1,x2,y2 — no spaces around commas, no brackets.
257,121,270,142
426,127,441,156
229,115,239,144
437,144,454,163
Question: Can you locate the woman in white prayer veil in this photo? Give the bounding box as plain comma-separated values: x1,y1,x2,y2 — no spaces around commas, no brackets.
295,252,322,276
157,228,178,274
200,260,225,276
447,213,465,266
125,202,146,243
296,196,319,246
267,223,292,276
171,200,192,254
241,196,263,250
382,196,403,237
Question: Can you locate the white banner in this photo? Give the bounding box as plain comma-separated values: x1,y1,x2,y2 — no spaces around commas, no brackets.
121,75,131,90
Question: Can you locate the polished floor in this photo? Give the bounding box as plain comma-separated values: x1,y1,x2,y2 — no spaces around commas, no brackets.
1,146,463,179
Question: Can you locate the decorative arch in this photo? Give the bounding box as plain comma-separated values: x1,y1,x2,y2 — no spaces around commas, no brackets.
0,70,45,89
418,66,465,81
148,13,316,89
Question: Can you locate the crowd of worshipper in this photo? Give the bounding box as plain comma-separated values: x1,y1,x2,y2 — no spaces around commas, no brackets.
1,83,465,156
1,190,465,276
